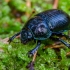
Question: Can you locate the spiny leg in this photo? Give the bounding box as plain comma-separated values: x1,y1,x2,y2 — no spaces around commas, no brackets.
8,32,21,43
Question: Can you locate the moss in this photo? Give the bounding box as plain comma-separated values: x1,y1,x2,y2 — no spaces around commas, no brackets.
0,0,70,70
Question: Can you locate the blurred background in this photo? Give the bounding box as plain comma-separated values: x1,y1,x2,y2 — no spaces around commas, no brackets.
0,0,70,70
0,0,70,35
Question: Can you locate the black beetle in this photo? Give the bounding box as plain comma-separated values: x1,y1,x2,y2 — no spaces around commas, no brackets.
9,9,70,56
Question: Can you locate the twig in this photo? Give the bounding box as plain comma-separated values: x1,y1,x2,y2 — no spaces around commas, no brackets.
27,51,37,70
5,0,10,3
26,0,31,18
66,52,70,56
53,0,58,9
32,51,37,62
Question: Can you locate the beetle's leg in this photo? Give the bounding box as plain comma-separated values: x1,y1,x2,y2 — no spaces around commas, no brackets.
51,37,70,48
53,33,70,39
28,41,41,57
58,38,70,48
60,33,70,39
8,32,20,43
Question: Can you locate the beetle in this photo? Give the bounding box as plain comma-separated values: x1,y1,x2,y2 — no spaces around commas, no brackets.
8,9,70,56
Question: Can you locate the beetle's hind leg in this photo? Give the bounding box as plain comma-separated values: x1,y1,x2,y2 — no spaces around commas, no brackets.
51,37,70,48
58,38,70,48
8,32,20,43
60,33,70,39
52,33,70,48
53,33,70,39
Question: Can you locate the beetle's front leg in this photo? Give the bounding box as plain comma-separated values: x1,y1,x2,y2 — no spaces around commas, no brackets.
28,41,41,57
8,32,20,43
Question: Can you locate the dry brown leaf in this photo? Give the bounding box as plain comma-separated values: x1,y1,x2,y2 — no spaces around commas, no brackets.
16,18,22,22
66,52,70,56
26,0,31,17
5,0,10,3
0,37,9,44
43,41,64,49
0,48,4,52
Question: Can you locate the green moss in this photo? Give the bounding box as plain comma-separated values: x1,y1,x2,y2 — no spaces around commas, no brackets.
0,0,70,70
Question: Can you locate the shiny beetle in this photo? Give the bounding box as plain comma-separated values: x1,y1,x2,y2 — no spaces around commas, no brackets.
9,9,70,56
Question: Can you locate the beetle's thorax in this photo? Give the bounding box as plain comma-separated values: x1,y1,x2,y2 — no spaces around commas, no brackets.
28,20,52,40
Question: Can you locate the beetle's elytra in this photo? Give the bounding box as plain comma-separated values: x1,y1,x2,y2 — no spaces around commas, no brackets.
9,9,70,56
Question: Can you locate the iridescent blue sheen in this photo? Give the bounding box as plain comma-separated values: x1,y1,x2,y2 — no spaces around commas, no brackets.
23,9,70,40
9,9,70,57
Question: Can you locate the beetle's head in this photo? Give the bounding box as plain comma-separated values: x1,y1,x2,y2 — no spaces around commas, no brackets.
20,29,33,44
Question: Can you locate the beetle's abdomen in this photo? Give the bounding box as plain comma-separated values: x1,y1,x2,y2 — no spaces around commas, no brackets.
47,11,70,32
36,9,70,32
24,9,70,40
